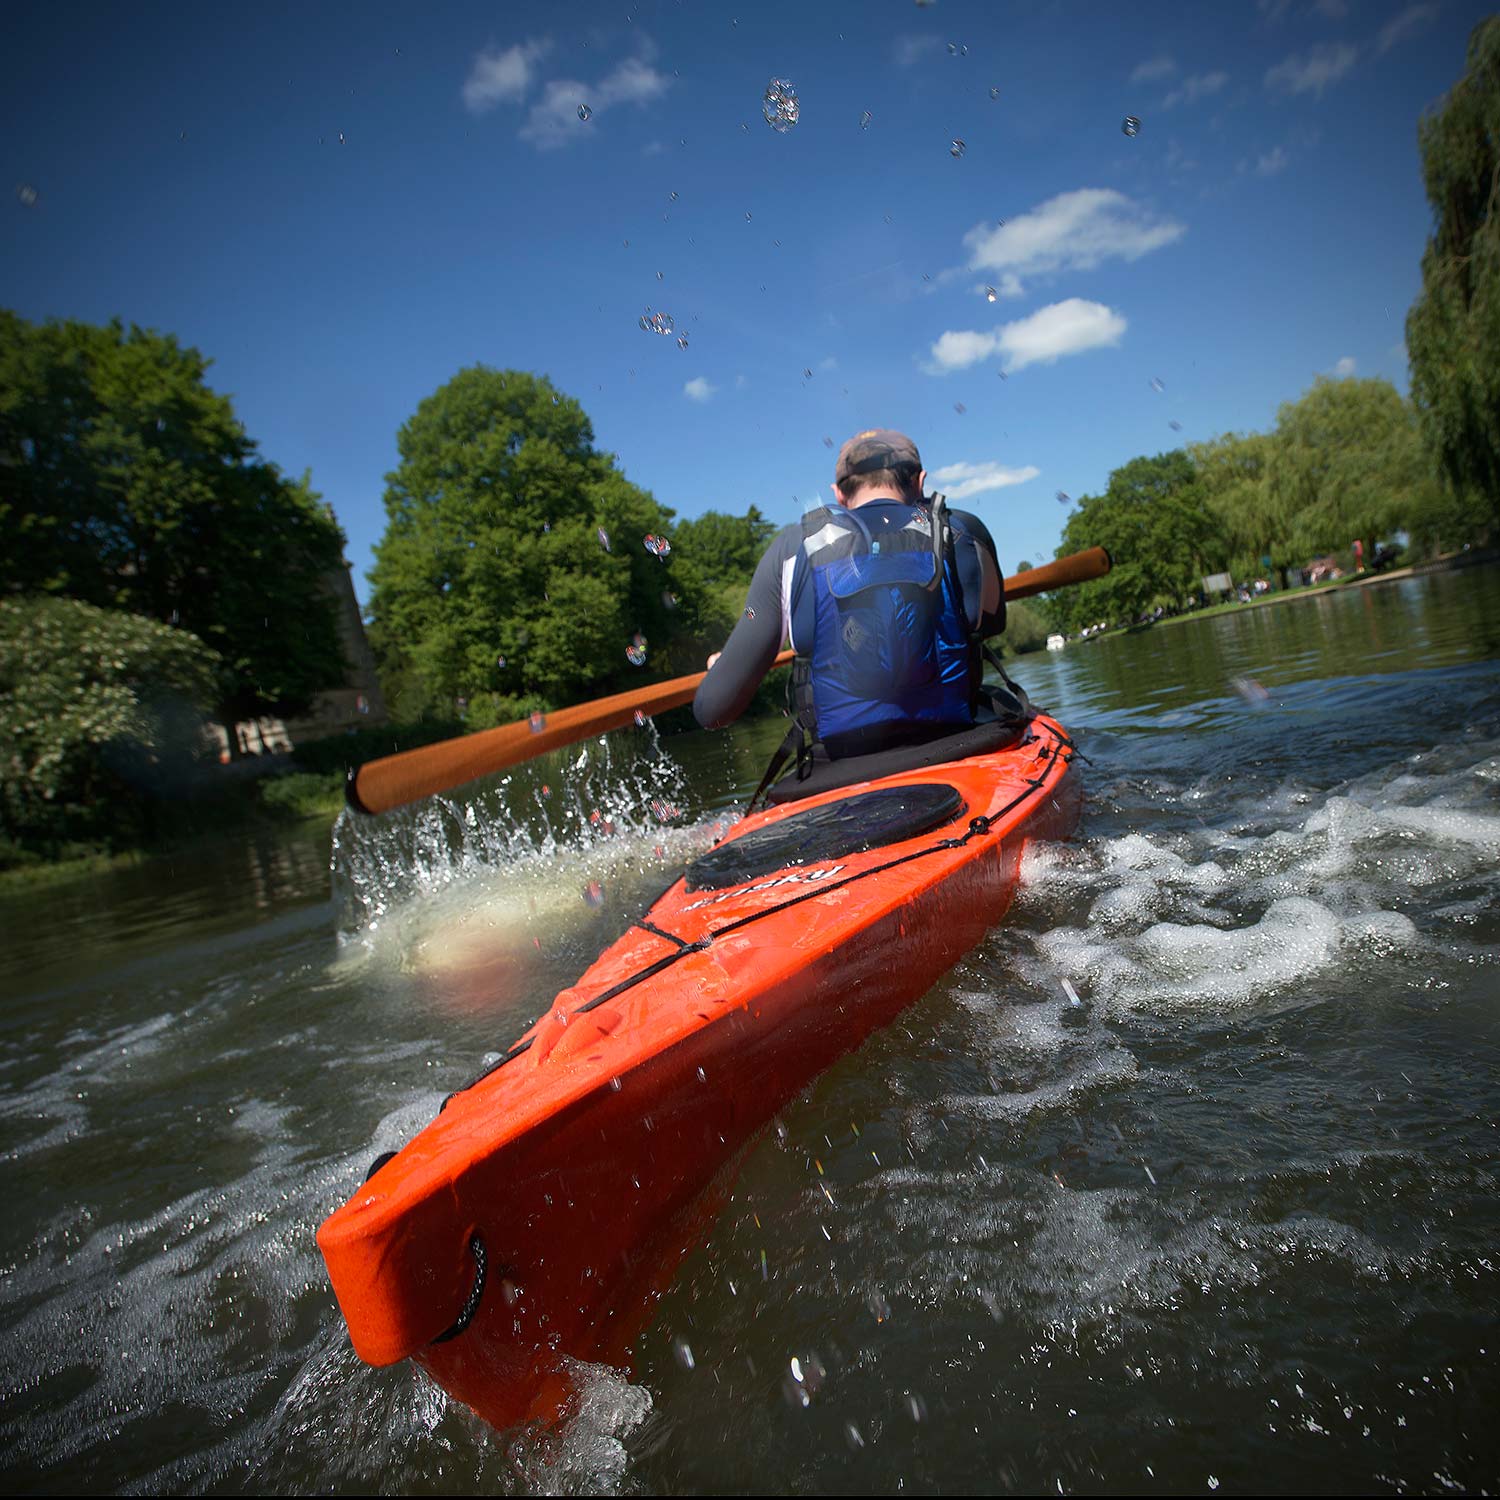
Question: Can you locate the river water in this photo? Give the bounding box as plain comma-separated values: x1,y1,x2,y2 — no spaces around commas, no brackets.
3,567,1498,1494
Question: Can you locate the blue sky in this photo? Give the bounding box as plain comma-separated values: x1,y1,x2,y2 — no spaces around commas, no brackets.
3,0,1486,602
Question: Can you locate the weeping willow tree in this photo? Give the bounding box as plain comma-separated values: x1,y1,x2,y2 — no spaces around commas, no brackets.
1406,16,1500,535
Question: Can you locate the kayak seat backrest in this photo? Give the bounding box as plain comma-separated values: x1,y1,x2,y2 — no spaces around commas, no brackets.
766,715,1028,808
684,784,967,893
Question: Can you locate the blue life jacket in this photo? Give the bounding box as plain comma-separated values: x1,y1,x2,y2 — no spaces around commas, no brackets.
787,498,986,753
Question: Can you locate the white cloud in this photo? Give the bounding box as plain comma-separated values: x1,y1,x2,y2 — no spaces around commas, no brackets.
997,299,1127,373
462,40,551,114
929,329,1001,372
518,49,671,148
1162,70,1228,109
929,460,1041,501
1377,4,1437,54
1265,42,1358,97
1332,355,1356,377
600,55,672,107
684,376,716,403
961,189,1185,293
927,298,1127,375
1254,145,1289,175
1131,55,1177,84
892,35,944,67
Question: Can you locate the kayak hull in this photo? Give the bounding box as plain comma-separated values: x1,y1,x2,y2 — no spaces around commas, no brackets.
318,718,1080,1428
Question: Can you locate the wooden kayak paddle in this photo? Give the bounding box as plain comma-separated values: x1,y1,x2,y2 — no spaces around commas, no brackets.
345,545,1112,816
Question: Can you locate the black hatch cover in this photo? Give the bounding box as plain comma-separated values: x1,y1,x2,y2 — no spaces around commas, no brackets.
684,783,967,893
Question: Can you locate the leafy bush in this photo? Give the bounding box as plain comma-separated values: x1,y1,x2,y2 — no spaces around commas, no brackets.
257,771,343,820
0,597,220,851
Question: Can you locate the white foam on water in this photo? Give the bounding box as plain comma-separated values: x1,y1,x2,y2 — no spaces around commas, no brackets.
1011,740,1500,1019
331,727,702,947
505,1359,654,1495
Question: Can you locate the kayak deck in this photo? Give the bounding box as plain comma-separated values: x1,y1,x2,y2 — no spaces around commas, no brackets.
317,717,1080,1428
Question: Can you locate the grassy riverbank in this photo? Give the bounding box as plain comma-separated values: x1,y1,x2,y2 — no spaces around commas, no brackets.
0,770,346,893
1024,548,1496,656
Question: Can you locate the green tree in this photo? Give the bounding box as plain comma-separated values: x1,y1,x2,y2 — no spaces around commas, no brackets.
1266,376,1433,563
0,596,221,856
672,507,777,587
0,312,347,744
1406,17,1500,532
1048,451,1213,630
1189,431,1288,583
367,367,711,722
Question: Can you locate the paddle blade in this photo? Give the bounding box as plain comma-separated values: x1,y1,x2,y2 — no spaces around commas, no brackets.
346,652,795,817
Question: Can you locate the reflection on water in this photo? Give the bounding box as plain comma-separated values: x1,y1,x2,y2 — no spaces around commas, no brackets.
1,566,1498,1493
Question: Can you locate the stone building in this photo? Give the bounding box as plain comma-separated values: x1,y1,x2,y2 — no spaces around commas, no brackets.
207,561,387,760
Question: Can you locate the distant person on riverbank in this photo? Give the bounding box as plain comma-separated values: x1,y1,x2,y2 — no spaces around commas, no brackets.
693,429,1004,762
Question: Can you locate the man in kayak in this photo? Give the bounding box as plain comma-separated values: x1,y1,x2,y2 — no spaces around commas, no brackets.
694,429,1006,764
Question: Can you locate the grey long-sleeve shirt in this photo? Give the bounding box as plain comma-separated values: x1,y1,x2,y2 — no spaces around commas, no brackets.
693,501,1004,730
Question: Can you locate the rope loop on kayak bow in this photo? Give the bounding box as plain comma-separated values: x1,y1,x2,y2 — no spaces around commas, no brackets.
431,1232,487,1344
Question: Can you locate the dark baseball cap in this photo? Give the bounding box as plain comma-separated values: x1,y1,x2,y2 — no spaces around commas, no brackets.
834,429,922,484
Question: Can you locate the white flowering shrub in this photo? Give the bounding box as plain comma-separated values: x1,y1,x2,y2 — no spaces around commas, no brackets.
0,597,220,854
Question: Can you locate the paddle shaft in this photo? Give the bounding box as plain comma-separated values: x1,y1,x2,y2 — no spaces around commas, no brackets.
347,544,1112,815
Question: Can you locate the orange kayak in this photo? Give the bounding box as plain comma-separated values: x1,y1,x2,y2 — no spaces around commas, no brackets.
317,716,1080,1428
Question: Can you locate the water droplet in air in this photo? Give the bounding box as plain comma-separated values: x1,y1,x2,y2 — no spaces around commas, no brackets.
762,77,799,133
497,654,507,668
583,880,605,907
633,709,649,727
950,139,966,158
597,526,612,551
1169,419,1183,432
356,694,370,715
860,110,872,129
745,211,753,220
17,184,39,207
905,1390,928,1422
529,710,546,734
1056,490,1070,505
643,533,672,557
673,1337,696,1370
1122,115,1141,137
867,1289,891,1321
676,335,689,349
947,42,958,55
985,286,998,302
609,1076,623,1092
823,436,834,448
639,307,675,336
669,190,678,201
662,589,679,610
954,402,966,414
844,1421,866,1451
1150,376,1165,393
989,86,1000,101
656,270,664,281
578,103,592,121
626,643,647,666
